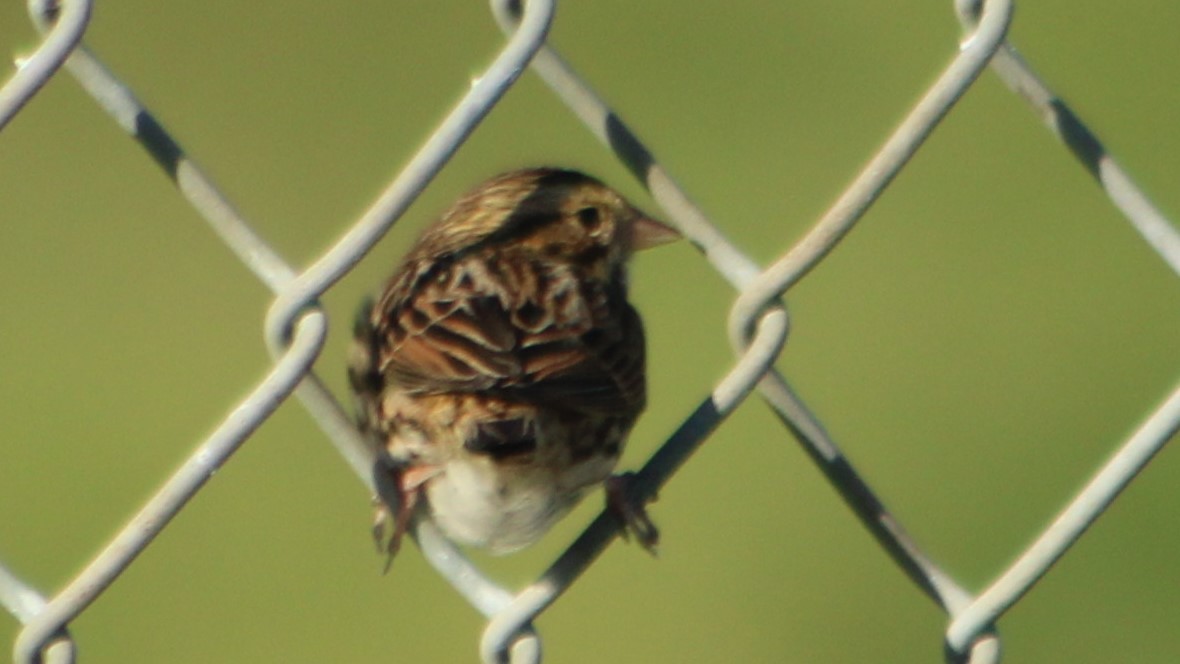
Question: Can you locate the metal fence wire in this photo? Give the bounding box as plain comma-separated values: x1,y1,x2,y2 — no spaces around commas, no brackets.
2,0,1179,662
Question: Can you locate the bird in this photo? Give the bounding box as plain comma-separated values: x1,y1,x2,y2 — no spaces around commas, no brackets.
348,167,680,564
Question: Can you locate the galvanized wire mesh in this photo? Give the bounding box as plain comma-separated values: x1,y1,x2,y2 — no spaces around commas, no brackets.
2,0,1178,662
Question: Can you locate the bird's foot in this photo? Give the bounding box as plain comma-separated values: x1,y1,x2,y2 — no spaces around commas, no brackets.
604,472,660,555
371,464,437,573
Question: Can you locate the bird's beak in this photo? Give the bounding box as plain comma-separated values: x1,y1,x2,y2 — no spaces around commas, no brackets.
629,213,681,251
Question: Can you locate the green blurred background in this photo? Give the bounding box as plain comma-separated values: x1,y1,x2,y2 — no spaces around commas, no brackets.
2,1,1178,662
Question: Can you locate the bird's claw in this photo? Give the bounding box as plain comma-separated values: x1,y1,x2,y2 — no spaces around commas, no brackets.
371,465,426,574
604,472,660,555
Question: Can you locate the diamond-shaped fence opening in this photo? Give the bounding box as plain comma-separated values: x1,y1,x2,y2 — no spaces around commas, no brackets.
2,1,1178,662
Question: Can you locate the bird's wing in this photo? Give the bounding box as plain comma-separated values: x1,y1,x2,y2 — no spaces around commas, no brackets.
368,251,645,417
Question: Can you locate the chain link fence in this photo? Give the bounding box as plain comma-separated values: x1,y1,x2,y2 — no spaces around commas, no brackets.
2,1,1178,662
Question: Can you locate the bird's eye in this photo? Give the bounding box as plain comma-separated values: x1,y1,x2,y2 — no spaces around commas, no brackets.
575,207,601,229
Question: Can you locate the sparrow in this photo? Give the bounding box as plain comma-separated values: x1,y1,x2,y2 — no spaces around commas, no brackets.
349,167,679,563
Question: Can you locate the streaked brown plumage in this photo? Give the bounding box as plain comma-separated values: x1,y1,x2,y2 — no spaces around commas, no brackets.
350,168,678,560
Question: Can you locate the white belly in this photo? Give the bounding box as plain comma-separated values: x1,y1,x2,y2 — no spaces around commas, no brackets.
423,453,613,554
